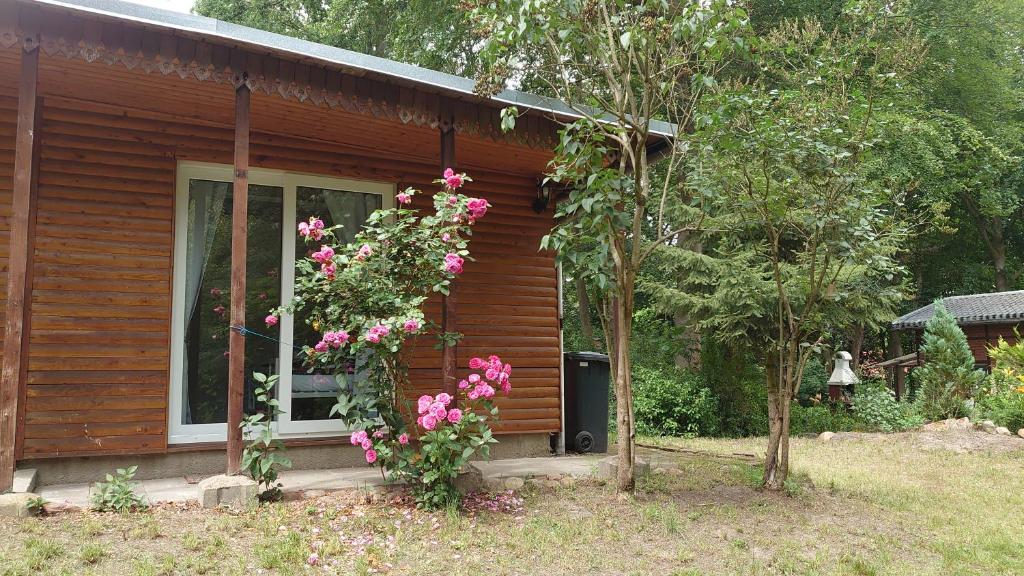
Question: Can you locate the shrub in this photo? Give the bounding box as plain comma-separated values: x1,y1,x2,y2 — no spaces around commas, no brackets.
789,403,860,435
91,466,147,513
975,335,1024,431
852,378,923,432
632,366,719,437
797,356,829,404
700,340,769,437
914,302,984,420
279,170,497,510
335,354,507,510
241,372,291,502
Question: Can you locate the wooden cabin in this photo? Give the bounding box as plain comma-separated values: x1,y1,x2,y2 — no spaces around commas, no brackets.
884,290,1024,398
0,0,655,490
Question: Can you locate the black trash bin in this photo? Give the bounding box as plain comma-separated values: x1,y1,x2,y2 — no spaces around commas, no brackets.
563,351,610,453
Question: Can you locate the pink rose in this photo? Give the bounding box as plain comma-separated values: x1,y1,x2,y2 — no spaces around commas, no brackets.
314,341,328,353
466,198,488,219
442,233,452,242
421,414,437,431
365,449,377,464
311,245,334,264
373,430,385,439
321,262,337,279
447,194,459,206
429,402,447,421
209,287,222,297
447,408,463,424
444,253,464,275
265,314,278,327
468,373,481,383
355,243,373,261
417,395,433,415
458,379,470,390
298,221,310,237
474,383,495,399
397,191,412,204
310,228,324,241
443,168,464,189
467,388,480,400
501,381,512,395
403,319,420,333
485,368,500,381
364,332,381,344
398,433,410,445
435,392,452,406
360,438,372,450
212,305,225,316
350,430,368,446
469,357,486,369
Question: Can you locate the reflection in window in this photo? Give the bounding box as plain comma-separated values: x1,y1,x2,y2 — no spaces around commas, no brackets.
182,181,282,425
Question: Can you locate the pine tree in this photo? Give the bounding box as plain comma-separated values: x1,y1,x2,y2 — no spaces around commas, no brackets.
914,302,984,420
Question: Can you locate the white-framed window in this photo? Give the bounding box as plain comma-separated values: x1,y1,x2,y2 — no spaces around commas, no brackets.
168,161,395,444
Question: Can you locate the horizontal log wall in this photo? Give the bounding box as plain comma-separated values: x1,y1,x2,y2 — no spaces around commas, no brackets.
10,50,558,458
962,323,1020,368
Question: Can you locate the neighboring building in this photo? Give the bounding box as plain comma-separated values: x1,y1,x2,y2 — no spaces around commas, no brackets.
0,0,670,491
884,290,1024,398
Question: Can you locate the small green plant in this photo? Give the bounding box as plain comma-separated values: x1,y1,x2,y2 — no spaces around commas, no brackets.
852,378,924,432
24,495,47,516
241,372,291,502
91,466,147,513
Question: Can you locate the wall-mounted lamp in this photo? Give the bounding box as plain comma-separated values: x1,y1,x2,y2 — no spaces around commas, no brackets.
533,180,552,213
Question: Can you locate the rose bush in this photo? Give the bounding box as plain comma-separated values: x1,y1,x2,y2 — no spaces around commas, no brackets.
350,355,510,509
273,170,510,509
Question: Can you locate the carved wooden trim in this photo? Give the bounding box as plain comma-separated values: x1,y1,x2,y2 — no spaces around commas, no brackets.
2,7,559,149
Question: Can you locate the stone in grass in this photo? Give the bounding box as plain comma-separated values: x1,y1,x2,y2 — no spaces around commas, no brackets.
0,492,41,517
1017,428,1024,439
977,420,998,434
196,474,257,509
922,417,972,432
596,456,650,481
818,432,835,441
454,463,486,494
995,426,1011,436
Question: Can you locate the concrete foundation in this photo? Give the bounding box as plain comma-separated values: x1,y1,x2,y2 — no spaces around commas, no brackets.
24,432,553,487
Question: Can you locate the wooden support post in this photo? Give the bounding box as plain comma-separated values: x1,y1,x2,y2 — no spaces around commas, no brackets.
0,45,39,492
440,125,458,399
226,84,250,475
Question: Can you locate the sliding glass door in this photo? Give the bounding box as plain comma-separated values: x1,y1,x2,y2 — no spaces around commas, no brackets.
169,164,394,444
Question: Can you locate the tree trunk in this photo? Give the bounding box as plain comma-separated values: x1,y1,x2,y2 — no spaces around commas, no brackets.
849,323,864,371
763,352,791,490
576,276,601,350
991,230,1008,291
611,294,635,493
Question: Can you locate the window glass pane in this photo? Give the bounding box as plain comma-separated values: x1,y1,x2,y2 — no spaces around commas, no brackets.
290,186,382,421
182,180,283,425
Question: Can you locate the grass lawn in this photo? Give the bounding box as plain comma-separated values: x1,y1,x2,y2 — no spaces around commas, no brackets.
2,430,1022,575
